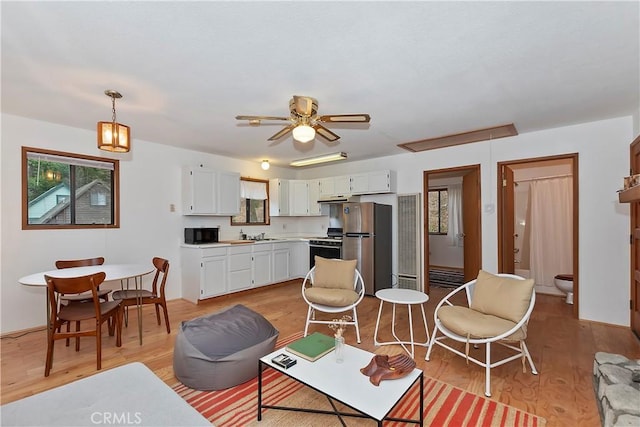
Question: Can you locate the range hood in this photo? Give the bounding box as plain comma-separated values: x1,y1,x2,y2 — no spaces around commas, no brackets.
317,195,361,204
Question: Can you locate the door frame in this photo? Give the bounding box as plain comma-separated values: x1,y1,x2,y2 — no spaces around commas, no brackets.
497,153,579,317
423,165,482,294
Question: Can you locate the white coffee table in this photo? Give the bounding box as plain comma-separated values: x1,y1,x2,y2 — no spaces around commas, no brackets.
374,288,430,358
258,343,423,426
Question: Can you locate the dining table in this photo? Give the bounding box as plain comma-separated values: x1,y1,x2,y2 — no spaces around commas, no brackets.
19,263,155,345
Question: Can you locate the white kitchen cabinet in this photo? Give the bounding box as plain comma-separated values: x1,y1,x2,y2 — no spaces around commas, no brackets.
252,244,272,287
319,175,351,199
202,256,227,297
182,166,241,215
269,179,290,216
272,242,290,282
181,246,228,302
228,245,252,292
182,167,216,214
289,180,309,216
350,170,392,195
290,241,310,278
217,170,241,215
307,179,322,216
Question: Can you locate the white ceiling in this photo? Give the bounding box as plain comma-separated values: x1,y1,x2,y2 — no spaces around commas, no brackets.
2,1,638,168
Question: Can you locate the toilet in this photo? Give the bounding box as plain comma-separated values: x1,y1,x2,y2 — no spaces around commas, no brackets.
554,274,574,304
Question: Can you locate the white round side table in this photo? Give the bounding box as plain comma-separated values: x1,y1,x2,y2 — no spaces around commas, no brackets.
373,288,430,358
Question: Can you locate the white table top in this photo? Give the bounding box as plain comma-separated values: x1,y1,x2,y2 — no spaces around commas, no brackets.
262,343,422,421
19,264,154,287
375,288,429,304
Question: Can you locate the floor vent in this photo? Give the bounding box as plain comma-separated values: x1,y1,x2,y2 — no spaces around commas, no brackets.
397,193,421,291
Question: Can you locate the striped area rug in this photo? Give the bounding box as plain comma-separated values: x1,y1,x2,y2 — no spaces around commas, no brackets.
172,332,545,427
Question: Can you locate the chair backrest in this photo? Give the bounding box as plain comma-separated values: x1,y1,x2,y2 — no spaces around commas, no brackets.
55,257,105,269
45,272,106,320
467,271,535,323
151,257,169,296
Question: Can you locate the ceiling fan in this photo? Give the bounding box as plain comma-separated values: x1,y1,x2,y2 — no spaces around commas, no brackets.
235,95,371,143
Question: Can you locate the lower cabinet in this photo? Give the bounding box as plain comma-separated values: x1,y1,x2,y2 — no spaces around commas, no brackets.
272,243,290,283
181,241,304,302
228,245,252,292
252,244,273,287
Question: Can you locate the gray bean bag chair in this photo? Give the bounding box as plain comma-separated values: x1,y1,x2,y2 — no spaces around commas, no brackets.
173,304,279,390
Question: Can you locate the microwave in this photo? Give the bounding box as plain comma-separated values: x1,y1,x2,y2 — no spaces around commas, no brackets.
184,227,219,245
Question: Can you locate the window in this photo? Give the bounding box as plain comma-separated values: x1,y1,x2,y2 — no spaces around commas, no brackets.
428,189,448,234
231,178,269,225
22,147,120,229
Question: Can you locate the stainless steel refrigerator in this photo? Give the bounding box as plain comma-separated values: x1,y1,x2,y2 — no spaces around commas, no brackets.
342,202,392,295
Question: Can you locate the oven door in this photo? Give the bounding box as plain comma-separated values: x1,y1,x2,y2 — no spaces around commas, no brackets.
309,244,342,268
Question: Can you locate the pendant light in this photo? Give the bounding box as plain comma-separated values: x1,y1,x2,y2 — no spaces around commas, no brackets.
97,90,130,152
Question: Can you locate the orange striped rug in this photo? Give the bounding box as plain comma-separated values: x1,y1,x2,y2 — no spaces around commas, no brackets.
172,332,546,426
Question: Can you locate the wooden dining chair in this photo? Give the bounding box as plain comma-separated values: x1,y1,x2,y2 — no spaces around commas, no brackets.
55,257,111,302
112,257,171,334
44,272,122,377
55,257,111,349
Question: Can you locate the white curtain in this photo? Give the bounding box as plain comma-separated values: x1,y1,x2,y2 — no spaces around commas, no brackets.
529,177,573,286
447,184,464,246
240,180,267,200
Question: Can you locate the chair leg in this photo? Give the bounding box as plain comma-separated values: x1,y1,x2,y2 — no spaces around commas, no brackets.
44,332,55,377
161,302,170,334
425,324,438,361
485,343,492,397
352,308,361,343
155,304,161,326
116,309,123,347
64,321,70,347
75,321,81,352
304,306,313,337
96,325,102,371
521,341,538,375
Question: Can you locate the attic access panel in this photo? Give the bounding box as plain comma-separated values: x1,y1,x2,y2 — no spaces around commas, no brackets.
398,124,518,152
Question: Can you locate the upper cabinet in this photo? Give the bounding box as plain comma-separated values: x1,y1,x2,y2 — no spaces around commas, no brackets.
350,170,393,195
182,166,240,216
269,178,290,216
319,175,351,198
289,180,310,216
307,179,322,216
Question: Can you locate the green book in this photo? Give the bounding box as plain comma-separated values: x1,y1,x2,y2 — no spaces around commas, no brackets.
286,332,336,362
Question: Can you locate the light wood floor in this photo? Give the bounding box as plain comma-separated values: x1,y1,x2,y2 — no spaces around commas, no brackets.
2,281,639,426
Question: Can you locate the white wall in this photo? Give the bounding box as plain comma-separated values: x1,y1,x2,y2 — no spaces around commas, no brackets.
0,113,634,332
0,114,312,333
299,116,634,327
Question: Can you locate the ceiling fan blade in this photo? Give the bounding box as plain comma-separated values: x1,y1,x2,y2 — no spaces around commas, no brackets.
292,96,316,116
313,124,340,142
318,114,371,123
268,124,295,141
235,115,291,122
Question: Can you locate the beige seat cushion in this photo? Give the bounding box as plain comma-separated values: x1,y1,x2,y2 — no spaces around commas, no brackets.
313,256,357,290
304,287,360,307
470,270,534,323
438,305,527,341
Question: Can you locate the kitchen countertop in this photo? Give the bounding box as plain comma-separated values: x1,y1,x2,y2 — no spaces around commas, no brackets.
181,237,311,248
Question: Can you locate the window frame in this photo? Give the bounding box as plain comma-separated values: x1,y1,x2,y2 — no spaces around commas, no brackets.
230,177,270,226
22,146,120,230
428,188,448,235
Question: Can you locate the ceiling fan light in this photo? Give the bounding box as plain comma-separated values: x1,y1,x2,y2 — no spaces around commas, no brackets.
292,125,315,143
261,160,270,170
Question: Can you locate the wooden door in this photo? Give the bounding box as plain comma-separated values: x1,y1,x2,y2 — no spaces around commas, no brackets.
500,165,515,274
462,169,481,281
630,136,640,338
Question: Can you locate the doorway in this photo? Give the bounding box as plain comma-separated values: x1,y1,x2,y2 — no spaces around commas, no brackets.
423,165,481,294
497,154,579,317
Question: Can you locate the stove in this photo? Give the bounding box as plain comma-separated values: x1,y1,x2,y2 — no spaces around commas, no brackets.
309,228,343,267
